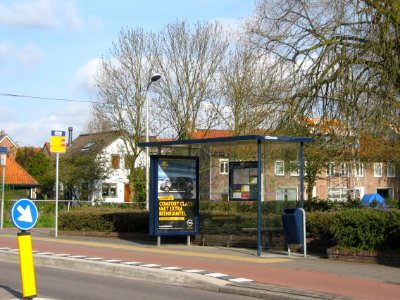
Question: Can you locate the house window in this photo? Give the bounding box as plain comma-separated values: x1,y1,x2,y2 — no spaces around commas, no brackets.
275,160,284,176
387,162,396,178
355,163,364,177
289,161,299,176
111,155,120,169
102,183,117,198
328,187,347,201
373,162,382,177
340,163,349,177
326,162,335,177
219,159,229,175
276,187,298,201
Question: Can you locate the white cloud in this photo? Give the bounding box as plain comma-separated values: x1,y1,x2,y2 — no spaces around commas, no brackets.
17,42,45,67
0,40,15,61
1,102,91,146
74,58,101,95
0,40,44,68
0,0,57,28
0,0,97,32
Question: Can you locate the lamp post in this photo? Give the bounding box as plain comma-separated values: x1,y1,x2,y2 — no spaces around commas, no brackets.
145,73,161,210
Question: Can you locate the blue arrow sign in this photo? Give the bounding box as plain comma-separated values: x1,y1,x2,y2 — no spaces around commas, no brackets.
11,199,38,231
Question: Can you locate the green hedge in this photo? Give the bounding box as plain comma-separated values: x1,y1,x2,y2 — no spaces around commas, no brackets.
307,209,400,251
59,208,148,233
58,204,400,252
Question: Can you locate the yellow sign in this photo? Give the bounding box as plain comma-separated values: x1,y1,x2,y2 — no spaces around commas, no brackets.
50,130,66,153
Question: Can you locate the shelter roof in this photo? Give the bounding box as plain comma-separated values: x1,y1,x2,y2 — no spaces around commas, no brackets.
139,134,312,149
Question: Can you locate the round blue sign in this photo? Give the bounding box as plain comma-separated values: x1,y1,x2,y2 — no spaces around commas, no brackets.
10,199,38,231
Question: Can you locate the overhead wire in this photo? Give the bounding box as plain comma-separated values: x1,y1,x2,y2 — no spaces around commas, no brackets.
0,92,98,104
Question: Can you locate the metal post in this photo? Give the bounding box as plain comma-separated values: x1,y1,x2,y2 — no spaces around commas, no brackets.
301,208,307,257
157,235,161,247
187,235,191,246
145,74,161,211
55,153,59,238
257,140,262,256
299,142,305,208
0,164,5,230
145,92,150,211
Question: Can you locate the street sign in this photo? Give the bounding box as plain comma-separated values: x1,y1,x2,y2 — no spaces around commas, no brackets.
50,130,66,153
0,147,8,154
11,199,38,231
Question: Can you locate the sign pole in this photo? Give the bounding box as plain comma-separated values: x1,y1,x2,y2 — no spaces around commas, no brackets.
55,152,59,238
0,148,7,231
0,164,5,230
49,130,66,238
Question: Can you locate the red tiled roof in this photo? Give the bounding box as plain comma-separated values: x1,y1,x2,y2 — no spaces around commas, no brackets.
0,156,38,186
191,129,235,139
190,129,271,139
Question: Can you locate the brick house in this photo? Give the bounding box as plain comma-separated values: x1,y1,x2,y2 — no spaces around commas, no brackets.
191,129,399,202
0,132,39,198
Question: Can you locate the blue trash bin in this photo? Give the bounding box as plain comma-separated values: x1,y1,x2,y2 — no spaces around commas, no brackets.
282,208,306,256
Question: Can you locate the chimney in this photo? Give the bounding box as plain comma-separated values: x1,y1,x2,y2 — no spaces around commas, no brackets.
68,127,73,146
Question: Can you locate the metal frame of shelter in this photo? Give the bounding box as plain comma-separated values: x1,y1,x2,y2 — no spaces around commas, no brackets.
139,135,312,256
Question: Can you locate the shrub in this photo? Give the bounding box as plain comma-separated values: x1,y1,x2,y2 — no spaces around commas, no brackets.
59,208,149,233
331,209,400,251
306,211,336,239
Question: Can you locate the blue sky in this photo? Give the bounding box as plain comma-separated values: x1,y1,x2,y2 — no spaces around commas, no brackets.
0,0,255,147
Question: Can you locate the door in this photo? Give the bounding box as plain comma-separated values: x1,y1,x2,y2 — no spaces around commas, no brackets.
124,184,131,202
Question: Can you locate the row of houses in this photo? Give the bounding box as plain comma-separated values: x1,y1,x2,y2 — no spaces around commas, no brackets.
1,129,399,203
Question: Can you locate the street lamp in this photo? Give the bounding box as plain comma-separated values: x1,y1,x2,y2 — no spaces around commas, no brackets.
146,73,161,210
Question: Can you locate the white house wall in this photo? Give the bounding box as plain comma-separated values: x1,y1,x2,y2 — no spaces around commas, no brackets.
90,138,145,203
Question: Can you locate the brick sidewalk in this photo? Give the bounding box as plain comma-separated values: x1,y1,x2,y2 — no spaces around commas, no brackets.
1,228,399,299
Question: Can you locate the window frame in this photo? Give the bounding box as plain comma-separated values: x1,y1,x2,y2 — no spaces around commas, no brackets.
219,159,229,175
340,162,349,177
102,183,118,198
387,162,396,178
373,162,383,177
327,187,348,202
275,160,285,176
354,163,364,177
111,155,120,169
326,162,335,177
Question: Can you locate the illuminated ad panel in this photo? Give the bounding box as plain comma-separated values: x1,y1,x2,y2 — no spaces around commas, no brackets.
150,156,199,236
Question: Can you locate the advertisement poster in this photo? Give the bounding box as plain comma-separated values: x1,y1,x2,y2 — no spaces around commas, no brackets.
229,161,258,201
150,156,199,235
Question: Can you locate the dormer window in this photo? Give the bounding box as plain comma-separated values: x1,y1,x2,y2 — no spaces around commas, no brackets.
81,141,95,151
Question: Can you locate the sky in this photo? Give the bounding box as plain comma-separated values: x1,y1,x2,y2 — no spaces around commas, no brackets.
0,0,256,147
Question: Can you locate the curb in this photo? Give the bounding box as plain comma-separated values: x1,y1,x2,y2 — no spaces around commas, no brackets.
0,250,349,300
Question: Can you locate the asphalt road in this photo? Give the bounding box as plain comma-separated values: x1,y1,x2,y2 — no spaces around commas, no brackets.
0,260,259,300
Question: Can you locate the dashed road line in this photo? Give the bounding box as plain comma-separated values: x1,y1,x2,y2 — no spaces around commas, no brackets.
0,248,254,284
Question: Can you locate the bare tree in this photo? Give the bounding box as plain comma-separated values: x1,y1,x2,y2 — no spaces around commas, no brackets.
218,45,289,135
94,28,159,203
247,0,400,137
85,108,114,134
152,20,229,140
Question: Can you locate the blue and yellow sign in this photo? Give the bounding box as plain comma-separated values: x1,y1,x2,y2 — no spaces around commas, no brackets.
50,130,66,153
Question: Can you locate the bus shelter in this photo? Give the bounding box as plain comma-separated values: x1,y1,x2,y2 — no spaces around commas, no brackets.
139,135,312,256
